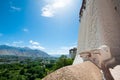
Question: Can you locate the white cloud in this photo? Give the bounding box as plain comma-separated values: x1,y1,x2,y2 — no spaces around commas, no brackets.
41,5,54,17
4,40,45,50
10,6,21,11
0,33,3,37
41,0,72,17
12,41,24,47
29,40,45,50
29,45,45,50
4,41,24,47
29,40,39,45
48,45,76,55
5,43,10,46
23,28,29,32
9,1,21,12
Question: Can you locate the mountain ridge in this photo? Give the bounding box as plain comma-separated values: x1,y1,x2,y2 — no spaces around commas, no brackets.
0,45,50,58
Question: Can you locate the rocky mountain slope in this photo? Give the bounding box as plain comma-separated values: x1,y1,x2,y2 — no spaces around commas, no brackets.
0,45,50,58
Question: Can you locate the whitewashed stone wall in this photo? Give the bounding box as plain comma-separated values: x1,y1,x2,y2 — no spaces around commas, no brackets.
73,0,120,64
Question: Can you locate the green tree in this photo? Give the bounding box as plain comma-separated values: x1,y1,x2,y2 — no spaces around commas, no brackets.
19,68,25,75
53,55,73,70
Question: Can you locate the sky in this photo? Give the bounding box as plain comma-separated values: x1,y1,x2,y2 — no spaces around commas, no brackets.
0,0,82,56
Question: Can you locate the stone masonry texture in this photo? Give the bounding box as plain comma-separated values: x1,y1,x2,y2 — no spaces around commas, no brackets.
42,61,103,80
73,0,120,79
74,0,120,65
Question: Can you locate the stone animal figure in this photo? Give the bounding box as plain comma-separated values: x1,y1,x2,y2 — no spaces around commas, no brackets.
80,45,115,80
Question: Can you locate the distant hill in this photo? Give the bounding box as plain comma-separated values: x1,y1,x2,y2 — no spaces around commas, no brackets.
0,45,50,58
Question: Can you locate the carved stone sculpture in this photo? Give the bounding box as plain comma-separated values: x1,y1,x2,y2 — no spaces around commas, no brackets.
80,45,115,80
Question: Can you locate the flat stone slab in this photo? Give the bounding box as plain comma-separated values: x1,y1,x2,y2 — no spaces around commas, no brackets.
42,61,103,80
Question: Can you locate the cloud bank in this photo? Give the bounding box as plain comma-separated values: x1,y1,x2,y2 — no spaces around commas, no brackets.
48,45,76,55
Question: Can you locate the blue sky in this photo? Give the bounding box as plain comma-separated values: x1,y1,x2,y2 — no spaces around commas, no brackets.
0,0,82,56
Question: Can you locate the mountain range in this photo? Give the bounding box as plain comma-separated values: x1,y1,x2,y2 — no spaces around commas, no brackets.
0,45,50,58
